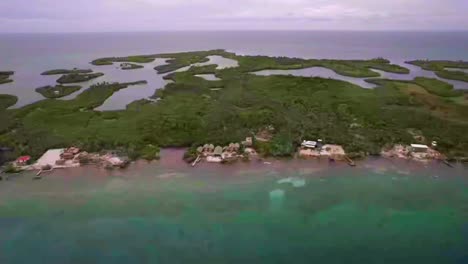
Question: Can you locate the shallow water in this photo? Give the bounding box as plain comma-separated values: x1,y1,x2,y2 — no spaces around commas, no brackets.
195,74,221,81
1,31,468,109
1,155,467,263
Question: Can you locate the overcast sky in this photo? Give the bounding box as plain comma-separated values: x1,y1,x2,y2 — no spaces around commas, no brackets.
1,0,467,32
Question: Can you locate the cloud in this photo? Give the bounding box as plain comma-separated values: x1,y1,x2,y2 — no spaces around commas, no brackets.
0,0,467,32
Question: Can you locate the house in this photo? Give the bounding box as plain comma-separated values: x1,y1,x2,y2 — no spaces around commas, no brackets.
411,144,429,153
242,137,253,147
15,156,31,166
301,140,317,149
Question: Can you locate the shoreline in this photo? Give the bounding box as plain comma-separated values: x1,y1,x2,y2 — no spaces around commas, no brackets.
3,148,466,183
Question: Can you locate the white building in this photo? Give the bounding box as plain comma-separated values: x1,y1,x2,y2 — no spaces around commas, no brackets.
411,144,429,153
301,140,317,149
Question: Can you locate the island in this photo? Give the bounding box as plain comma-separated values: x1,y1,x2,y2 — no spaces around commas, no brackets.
56,72,104,84
1,50,467,171
35,85,82,99
120,63,144,70
0,71,14,85
406,60,468,82
41,68,93,75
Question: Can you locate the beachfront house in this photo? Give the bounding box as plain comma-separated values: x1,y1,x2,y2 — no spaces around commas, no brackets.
301,140,317,149
411,144,429,153
15,156,31,166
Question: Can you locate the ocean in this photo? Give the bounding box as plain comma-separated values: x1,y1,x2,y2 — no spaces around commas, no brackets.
0,152,467,263
1,32,468,263
1,31,468,108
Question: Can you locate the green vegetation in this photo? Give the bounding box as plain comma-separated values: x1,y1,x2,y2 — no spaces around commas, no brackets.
0,94,17,110
406,60,468,71
41,69,93,75
120,63,144,70
0,71,14,85
412,77,463,97
435,70,468,82
92,55,157,65
35,85,82,99
92,49,409,77
406,60,468,82
0,94,18,135
1,51,468,164
56,72,104,84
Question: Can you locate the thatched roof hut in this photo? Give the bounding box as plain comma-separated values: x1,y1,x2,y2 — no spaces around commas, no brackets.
214,146,223,156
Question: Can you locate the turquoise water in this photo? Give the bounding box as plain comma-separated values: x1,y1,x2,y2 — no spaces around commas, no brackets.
1,160,467,263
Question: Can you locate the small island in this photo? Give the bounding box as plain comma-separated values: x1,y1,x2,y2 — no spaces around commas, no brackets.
92,55,157,65
0,71,14,85
56,72,104,84
120,63,144,70
41,68,93,75
35,85,82,99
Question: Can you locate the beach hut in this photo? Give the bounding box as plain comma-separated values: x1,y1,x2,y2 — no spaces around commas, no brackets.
233,143,240,152
214,146,223,157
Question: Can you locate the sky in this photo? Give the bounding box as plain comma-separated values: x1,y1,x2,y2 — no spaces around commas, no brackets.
0,0,467,32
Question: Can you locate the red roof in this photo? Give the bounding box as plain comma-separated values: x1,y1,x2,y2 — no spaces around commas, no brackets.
16,156,31,162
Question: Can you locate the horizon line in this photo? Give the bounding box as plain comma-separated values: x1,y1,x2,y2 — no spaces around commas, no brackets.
1,29,468,34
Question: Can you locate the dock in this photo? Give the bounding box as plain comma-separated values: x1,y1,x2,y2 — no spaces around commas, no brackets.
192,155,201,167
345,156,356,167
442,160,454,168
